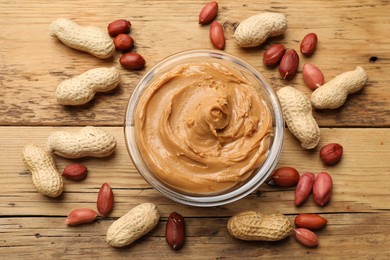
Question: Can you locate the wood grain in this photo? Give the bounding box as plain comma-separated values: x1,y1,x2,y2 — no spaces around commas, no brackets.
1,213,389,259
1,127,388,217
0,0,389,126
1,0,389,258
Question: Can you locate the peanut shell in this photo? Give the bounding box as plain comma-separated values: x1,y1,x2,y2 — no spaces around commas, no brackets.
227,211,293,241
49,18,115,59
47,126,116,159
277,86,320,149
56,67,120,106
106,203,160,247
311,66,367,109
22,144,64,197
234,12,287,47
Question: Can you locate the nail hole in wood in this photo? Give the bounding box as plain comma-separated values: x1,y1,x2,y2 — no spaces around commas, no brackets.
369,56,378,62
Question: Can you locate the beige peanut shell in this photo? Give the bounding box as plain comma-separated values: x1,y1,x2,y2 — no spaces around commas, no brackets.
106,203,160,247
277,86,320,149
47,126,116,159
234,12,287,47
22,144,64,197
227,211,293,241
56,67,120,106
49,18,115,59
311,66,368,109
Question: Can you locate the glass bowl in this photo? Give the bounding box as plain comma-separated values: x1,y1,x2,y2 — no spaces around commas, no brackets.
124,50,284,207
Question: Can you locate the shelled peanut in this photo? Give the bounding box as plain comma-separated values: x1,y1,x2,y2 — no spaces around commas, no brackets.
165,212,185,250
120,53,146,70
63,183,114,226
295,214,327,230
114,34,134,51
300,33,318,56
263,44,286,66
320,143,343,165
303,63,325,90
107,19,131,37
66,208,98,226
197,2,224,50
210,21,225,50
279,49,299,80
313,172,333,206
62,164,88,181
294,228,319,247
198,1,218,25
108,19,134,52
294,171,333,207
294,214,328,248
269,167,300,187
106,18,146,70
294,172,315,206
97,183,114,217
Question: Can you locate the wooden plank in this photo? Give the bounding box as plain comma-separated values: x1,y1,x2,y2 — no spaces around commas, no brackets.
1,127,389,217
0,0,389,258
1,213,389,258
0,1,389,126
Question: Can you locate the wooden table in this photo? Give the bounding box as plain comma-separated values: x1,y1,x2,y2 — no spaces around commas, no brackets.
1,0,389,258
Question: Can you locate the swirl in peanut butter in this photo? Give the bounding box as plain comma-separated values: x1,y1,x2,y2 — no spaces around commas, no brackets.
135,62,272,194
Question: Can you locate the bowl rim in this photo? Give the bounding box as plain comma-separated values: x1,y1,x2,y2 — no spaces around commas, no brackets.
124,49,284,207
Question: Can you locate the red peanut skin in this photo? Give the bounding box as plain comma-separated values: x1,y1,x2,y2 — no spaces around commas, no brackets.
279,49,299,80
210,21,225,50
114,34,134,52
320,143,343,165
294,172,315,206
120,53,146,70
263,44,286,66
97,183,114,217
107,19,131,37
313,172,333,206
62,164,88,181
198,1,218,25
300,33,318,56
302,63,325,90
165,212,185,250
295,214,327,230
294,228,319,247
271,167,300,187
65,208,98,225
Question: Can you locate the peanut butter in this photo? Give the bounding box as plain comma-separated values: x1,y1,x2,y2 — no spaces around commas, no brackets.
135,62,272,194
